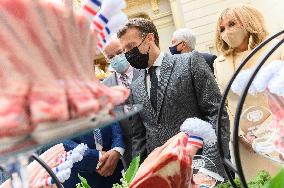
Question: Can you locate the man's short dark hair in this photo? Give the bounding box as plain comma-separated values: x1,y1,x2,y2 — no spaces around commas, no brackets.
117,18,159,47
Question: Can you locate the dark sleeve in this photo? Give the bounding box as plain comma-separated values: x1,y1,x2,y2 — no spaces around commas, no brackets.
210,55,217,72
131,114,147,163
111,122,125,149
189,52,230,177
62,139,100,173
200,53,215,73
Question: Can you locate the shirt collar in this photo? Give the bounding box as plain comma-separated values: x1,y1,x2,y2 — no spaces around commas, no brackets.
147,52,164,70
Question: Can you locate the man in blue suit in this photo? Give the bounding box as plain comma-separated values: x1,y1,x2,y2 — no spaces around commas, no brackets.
63,122,125,188
169,28,217,73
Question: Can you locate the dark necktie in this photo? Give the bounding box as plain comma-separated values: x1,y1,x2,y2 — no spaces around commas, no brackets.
120,74,130,89
149,66,158,111
120,74,132,111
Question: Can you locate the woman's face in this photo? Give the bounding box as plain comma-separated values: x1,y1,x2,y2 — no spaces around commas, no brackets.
219,15,249,51
219,15,242,33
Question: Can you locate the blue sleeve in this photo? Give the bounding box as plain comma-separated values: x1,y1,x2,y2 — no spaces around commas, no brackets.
62,139,100,173
111,122,125,149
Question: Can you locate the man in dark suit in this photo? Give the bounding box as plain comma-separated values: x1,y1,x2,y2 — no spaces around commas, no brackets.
117,18,230,178
62,122,125,188
102,37,144,168
169,28,217,72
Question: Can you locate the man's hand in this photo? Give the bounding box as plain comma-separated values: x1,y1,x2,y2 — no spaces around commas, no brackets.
97,150,121,177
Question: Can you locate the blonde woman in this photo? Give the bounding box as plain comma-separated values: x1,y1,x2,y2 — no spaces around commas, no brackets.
214,4,284,180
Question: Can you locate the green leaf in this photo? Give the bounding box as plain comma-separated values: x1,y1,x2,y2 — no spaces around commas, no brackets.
215,170,272,188
265,169,284,188
78,174,91,188
124,154,141,184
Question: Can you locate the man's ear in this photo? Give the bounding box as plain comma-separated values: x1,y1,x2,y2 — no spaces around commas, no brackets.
181,41,187,48
147,33,155,44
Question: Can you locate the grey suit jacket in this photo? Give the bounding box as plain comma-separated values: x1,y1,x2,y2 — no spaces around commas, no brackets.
131,51,230,178
103,68,144,168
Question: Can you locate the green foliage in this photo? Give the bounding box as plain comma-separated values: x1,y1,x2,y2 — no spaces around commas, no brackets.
215,170,271,188
76,155,141,188
112,154,141,188
265,169,284,188
124,154,140,184
112,174,129,188
76,174,91,188
248,170,271,188
215,178,241,188
76,183,84,188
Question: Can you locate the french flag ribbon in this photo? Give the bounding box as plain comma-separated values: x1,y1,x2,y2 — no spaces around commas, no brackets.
188,135,204,148
52,162,72,177
98,26,111,41
45,177,54,186
97,35,108,50
98,42,103,50
56,155,69,164
99,14,109,24
61,151,71,158
82,0,102,21
99,32,106,41
97,39,104,50
105,27,111,35
90,0,102,7
53,166,60,174
92,13,109,32
96,34,108,49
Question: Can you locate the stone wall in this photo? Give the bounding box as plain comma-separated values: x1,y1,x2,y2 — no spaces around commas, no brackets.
125,0,176,52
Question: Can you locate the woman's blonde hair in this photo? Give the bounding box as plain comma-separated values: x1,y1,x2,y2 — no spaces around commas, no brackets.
215,4,269,56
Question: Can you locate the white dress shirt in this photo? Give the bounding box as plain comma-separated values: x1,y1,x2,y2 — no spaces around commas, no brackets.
146,52,164,98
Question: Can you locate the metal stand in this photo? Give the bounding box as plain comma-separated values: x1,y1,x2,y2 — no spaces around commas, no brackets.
31,154,63,188
216,29,284,188
0,104,142,187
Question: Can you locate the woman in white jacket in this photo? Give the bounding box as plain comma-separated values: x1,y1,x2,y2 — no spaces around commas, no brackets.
214,4,284,180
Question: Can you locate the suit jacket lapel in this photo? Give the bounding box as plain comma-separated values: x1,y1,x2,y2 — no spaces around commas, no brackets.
157,54,174,118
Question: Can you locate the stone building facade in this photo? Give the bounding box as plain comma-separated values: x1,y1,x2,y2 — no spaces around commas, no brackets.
71,0,284,57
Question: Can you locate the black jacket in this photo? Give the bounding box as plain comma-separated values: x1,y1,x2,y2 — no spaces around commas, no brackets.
200,52,217,73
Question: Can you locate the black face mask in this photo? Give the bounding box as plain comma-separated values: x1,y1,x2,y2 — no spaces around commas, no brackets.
169,42,182,55
125,37,149,69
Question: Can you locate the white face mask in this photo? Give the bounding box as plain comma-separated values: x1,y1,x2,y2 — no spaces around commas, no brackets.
221,27,248,48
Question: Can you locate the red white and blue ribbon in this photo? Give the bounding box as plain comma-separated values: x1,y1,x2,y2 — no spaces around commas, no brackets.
81,0,102,21
180,117,217,148
82,0,128,50
188,135,204,149
34,144,88,187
